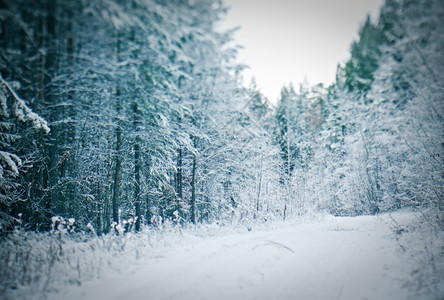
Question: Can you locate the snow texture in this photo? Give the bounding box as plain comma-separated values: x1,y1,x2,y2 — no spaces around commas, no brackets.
4,210,441,300
0,75,50,133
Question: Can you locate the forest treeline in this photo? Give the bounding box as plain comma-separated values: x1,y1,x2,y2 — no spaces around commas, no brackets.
0,0,442,234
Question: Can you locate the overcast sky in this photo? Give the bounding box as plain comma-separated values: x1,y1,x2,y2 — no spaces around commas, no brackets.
221,0,383,103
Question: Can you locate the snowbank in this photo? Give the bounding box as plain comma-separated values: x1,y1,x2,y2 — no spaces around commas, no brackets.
1,210,443,300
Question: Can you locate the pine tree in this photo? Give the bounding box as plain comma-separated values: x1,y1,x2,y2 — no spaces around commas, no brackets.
0,75,49,231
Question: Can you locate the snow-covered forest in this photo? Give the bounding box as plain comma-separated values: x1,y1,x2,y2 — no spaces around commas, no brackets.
0,0,443,299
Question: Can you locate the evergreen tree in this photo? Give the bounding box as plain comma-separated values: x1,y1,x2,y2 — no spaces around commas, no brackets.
344,16,386,92
0,74,49,230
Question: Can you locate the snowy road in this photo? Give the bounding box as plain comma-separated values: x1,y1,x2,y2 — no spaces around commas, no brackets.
58,214,415,300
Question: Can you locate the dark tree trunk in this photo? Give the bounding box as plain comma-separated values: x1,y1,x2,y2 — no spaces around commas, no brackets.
44,0,59,224
146,194,152,225
176,148,183,200
112,85,122,224
103,126,113,233
191,154,197,224
112,34,122,225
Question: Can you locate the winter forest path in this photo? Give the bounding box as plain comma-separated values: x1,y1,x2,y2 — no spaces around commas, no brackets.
57,213,417,300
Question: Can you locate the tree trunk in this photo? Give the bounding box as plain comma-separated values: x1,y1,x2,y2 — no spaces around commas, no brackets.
191,154,197,224
176,148,183,200
103,125,113,233
146,194,152,225
112,85,122,224
256,162,262,212
44,0,58,224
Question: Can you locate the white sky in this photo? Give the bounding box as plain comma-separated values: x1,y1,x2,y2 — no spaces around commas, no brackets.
221,0,383,103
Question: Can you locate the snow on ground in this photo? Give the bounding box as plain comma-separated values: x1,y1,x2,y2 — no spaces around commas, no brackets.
48,211,442,300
